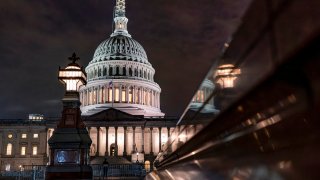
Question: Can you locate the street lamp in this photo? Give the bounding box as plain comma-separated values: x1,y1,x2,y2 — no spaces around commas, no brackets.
58,52,86,93
46,53,92,180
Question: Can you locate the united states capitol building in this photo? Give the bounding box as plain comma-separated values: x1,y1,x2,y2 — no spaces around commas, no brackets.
0,0,218,173
0,0,177,172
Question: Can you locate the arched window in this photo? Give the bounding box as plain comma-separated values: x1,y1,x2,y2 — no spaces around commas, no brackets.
98,68,101,77
103,67,107,76
6,143,12,155
109,67,113,76
123,67,126,76
134,68,138,77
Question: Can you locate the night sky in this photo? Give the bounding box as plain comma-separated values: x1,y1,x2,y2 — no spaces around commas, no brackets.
0,0,251,119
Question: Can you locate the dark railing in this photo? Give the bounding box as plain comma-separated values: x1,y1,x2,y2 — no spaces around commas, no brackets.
92,164,146,178
0,165,46,180
0,164,146,180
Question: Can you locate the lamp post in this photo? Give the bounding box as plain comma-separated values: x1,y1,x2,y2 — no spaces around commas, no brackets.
46,53,92,180
136,152,139,163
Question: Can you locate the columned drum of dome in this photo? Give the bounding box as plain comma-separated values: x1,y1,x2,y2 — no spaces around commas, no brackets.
80,0,164,117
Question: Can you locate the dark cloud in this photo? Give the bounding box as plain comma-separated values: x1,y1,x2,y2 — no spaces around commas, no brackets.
0,0,251,119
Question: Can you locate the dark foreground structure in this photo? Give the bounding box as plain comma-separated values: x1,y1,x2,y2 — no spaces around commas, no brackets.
147,0,320,179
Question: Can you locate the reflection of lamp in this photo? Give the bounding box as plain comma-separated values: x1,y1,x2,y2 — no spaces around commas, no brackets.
214,64,241,88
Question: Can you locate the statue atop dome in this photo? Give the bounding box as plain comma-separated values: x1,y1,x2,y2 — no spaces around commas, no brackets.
115,0,126,17
112,0,131,37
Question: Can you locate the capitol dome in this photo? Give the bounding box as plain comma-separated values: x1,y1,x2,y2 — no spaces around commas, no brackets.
79,0,164,117
90,35,149,65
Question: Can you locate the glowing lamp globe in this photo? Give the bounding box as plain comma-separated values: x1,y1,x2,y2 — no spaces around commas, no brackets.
58,53,86,92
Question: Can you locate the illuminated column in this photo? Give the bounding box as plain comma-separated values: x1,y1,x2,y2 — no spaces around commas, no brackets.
101,87,104,103
86,89,89,105
150,127,153,154
132,126,136,153
104,85,108,103
112,84,115,103
96,127,100,156
91,88,94,105
132,87,136,103
115,127,118,156
158,127,162,152
139,88,142,104
105,127,109,156
141,127,145,153
123,126,127,156
119,86,122,103
97,86,100,104
142,89,145,105
126,86,129,103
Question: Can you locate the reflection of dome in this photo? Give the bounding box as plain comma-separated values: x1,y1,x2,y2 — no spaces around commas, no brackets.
79,1,164,117
190,79,219,114
90,35,149,65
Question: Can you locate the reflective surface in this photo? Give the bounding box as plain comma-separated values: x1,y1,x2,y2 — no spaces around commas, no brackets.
147,0,320,179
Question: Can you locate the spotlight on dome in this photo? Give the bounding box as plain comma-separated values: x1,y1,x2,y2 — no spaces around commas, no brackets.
58,53,86,92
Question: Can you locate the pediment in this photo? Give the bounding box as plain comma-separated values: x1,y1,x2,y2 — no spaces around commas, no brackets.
86,108,143,121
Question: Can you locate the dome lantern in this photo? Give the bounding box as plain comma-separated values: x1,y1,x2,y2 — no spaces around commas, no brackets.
111,0,131,37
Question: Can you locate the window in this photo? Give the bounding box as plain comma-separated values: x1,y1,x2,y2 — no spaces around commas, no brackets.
21,146,26,155
33,133,39,138
121,89,126,102
21,134,27,139
108,88,113,102
32,146,37,155
6,143,12,155
8,134,13,139
115,88,120,102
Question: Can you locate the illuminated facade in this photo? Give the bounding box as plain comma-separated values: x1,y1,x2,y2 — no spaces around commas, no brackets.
79,0,164,117
0,120,48,171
